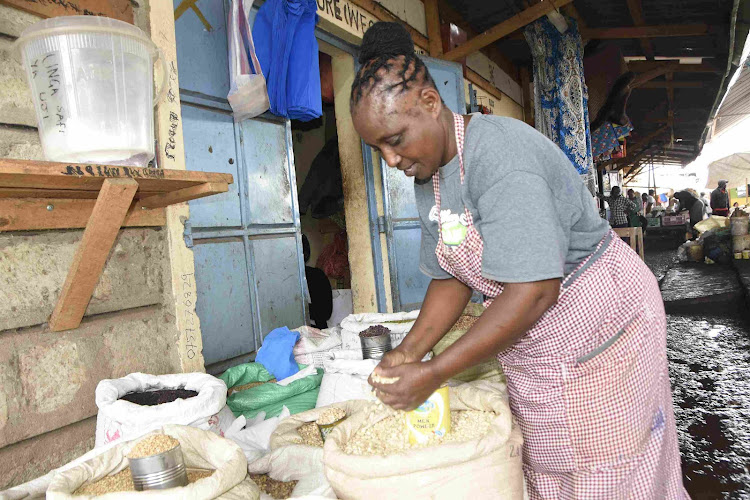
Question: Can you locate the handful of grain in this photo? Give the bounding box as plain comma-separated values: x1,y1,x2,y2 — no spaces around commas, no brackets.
344,410,494,456
370,372,400,384
249,474,297,499
73,468,213,495
127,434,180,459
316,407,346,425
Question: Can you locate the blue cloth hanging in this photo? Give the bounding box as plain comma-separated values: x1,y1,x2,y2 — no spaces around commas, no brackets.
252,0,322,121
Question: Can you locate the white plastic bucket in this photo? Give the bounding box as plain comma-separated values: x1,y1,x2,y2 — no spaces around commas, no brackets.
14,16,166,167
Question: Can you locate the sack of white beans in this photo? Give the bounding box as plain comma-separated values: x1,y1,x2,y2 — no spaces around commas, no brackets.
323,381,524,500
47,425,259,499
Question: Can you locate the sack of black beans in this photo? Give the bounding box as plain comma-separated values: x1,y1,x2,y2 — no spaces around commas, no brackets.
95,373,234,448
47,425,259,499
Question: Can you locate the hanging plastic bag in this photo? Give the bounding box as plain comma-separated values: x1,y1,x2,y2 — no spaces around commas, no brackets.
227,0,270,121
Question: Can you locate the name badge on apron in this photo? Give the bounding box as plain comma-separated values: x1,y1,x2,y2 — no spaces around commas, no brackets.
441,219,468,246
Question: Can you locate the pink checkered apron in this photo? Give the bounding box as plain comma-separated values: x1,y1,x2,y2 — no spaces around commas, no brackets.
432,113,688,499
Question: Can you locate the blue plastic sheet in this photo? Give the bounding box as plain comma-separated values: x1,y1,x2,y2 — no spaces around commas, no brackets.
252,0,321,121
255,326,300,380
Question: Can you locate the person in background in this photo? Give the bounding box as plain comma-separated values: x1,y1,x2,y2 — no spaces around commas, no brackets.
666,197,680,214
711,180,730,217
701,192,712,216
674,190,705,230
642,192,653,214
648,189,659,206
302,235,333,329
600,186,637,228
628,188,648,231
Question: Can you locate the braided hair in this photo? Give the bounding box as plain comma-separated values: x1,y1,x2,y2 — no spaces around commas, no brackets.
351,22,437,105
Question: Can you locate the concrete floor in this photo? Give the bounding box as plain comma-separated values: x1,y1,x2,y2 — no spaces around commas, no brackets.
644,235,750,499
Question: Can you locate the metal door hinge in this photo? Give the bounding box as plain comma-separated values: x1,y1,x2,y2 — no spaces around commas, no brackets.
377,216,386,233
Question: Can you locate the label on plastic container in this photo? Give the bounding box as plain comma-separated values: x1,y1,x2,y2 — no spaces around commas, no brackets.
405,386,450,445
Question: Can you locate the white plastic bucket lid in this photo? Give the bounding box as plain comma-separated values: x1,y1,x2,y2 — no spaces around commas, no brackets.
14,15,158,56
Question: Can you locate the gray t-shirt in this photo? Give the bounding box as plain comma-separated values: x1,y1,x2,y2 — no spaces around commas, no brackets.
415,115,609,283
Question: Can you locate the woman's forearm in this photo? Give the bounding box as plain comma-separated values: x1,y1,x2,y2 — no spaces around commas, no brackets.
397,277,473,359
430,279,560,381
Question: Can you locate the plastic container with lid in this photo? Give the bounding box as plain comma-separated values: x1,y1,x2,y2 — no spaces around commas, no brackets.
14,16,166,166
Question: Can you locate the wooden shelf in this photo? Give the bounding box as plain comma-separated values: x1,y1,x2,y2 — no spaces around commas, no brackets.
0,159,233,332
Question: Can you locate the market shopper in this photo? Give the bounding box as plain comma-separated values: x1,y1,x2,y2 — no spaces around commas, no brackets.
642,192,653,214
711,180,730,216
353,22,686,500
674,191,705,228
601,186,637,228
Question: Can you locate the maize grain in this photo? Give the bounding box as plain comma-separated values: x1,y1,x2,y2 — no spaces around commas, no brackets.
297,422,324,447
370,373,400,384
316,407,346,425
73,468,213,495
344,410,494,456
249,473,297,499
127,434,180,459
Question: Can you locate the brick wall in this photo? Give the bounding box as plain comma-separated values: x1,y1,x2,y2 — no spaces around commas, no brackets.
0,2,190,488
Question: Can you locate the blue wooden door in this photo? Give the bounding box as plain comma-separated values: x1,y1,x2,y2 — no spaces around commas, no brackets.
174,0,306,369
376,57,466,311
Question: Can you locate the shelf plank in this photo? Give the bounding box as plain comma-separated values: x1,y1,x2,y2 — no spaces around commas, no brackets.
48,178,139,332
138,182,229,209
0,159,233,196
0,199,165,231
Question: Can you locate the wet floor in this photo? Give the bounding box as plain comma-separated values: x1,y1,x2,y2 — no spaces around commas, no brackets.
645,236,750,499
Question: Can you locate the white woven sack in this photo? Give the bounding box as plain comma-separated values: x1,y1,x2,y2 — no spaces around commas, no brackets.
47,425,258,500
95,372,228,448
323,382,524,500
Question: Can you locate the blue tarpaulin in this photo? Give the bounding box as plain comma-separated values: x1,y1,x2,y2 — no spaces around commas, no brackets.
252,0,322,121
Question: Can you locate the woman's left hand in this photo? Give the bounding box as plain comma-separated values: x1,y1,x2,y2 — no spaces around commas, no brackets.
369,360,443,411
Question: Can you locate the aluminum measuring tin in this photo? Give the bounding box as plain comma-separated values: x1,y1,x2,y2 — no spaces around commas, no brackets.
129,444,188,491
360,332,392,360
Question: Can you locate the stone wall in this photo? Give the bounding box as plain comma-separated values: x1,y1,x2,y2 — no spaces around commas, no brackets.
0,2,190,489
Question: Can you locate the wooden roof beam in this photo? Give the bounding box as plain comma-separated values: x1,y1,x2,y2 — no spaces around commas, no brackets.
582,24,710,39
626,0,655,60
636,81,705,88
628,61,721,73
436,0,519,82
630,62,679,87
443,0,574,62
424,0,443,57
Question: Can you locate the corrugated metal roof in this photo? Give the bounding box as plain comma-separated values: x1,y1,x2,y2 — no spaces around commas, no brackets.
713,59,750,136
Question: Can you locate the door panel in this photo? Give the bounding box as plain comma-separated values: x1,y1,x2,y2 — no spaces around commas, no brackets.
175,1,306,368
377,56,466,311
182,105,242,228
240,119,295,225
193,240,256,365
173,0,230,98
252,236,305,336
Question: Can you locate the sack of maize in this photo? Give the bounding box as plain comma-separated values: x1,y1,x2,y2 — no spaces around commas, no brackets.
322,381,523,500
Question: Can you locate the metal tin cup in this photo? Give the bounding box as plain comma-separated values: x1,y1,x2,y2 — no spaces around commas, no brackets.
317,416,347,442
360,333,392,360
129,444,188,491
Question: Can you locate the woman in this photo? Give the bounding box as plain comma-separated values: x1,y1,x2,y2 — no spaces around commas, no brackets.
354,22,686,499
674,190,705,228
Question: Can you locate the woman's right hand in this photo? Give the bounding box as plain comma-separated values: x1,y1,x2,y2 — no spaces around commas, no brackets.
375,347,422,372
